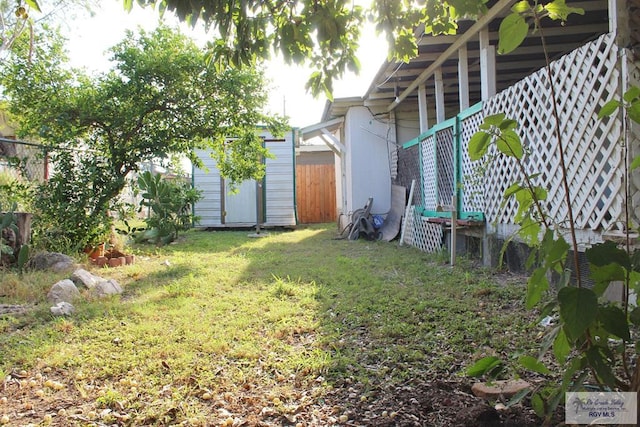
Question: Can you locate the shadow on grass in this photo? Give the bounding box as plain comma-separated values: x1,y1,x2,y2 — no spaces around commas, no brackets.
224,225,544,426
0,224,546,426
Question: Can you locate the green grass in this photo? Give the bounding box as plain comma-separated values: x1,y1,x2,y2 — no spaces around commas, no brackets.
0,224,542,425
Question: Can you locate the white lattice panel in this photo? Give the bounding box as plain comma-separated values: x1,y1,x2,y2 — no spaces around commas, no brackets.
483,33,624,235
421,135,437,211
460,111,485,213
403,206,443,252
436,127,455,207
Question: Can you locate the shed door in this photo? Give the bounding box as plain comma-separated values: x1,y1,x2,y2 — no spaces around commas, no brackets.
224,180,257,224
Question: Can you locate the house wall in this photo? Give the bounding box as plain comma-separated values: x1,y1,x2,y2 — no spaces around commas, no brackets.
192,130,296,228
344,106,394,216
395,110,420,145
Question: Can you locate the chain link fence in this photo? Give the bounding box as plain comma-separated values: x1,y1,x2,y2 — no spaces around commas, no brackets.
0,138,48,184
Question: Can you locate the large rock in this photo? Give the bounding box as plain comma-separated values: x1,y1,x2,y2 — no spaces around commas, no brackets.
47,279,80,304
92,279,123,297
471,380,531,399
28,252,76,272
50,302,75,316
71,268,103,290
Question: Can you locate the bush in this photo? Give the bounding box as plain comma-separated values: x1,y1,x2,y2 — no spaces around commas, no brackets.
136,171,202,246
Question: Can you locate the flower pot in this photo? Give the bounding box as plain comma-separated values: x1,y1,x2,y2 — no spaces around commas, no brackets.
95,256,108,267
108,257,123,267
86,243,105,260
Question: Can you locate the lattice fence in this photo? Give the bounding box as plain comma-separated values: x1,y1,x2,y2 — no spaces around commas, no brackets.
421,135,437,211
435,127,455,208
483,33,625,236
459,110,485,213
402,206,443,252
394,143,423,206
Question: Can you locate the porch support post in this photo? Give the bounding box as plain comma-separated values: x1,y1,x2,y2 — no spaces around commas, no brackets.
434,68,445,123
609,0,630,47
479,27,496,100
418,84,429,133
458,44,470,110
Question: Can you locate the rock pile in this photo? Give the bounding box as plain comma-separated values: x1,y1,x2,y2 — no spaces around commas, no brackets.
47,268,123,316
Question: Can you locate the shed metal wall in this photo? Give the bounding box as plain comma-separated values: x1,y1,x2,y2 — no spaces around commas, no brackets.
192,150,222,227
263,137,296,226
193,130,297,228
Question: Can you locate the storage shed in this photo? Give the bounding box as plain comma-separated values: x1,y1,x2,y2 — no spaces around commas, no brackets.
192,129,298,228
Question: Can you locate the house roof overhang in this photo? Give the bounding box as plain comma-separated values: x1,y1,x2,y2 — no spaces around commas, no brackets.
321,0,610,120
299,116,346,154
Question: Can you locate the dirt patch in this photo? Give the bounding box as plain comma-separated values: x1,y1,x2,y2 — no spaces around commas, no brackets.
317,377,548,426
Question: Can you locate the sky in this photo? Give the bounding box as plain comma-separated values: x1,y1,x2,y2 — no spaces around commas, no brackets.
61,1,388,129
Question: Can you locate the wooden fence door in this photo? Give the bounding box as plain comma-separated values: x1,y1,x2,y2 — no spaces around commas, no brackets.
296,163,336,223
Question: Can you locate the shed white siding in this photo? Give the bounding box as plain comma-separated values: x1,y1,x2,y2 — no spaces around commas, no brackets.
192,130,297,228
192,157,222,227
264,137,296,226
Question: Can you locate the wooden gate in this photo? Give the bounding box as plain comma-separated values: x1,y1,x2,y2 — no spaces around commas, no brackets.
296,163,336,223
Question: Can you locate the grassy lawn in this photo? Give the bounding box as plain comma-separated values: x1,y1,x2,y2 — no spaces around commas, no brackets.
0,224,543,426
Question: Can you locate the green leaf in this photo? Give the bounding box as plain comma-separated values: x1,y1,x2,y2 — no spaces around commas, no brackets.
511,1,531,13
628,103,640,123
599,305,630,341
503,183,524,200
585,346,617,387
467,131,491,161
538,301,557,321
17,244,29,271
541,231,569,268
586,241,631,270
558,287,598,341
598,100,621,118
483,113,505,126
630,307,640,327
498,13,529,55
630,155,640,171
514,187,534,220
526,267,549,309
496,130,523,159
25,0,41,12
590,263,626,297
553,328,570,364
544,0,585,21
466,356,502,377
519,355,551,375
561,357,588,391
531,392,545,418
506,388,531,407
623,86,640,103
518,217,541,246
498,119,518,130
630,271,640,295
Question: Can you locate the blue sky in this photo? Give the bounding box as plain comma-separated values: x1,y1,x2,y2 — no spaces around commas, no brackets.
63,1,387,128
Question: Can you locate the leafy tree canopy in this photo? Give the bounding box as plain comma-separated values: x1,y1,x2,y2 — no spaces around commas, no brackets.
2,24,285,183
1,24,286,248
1,0,95,58
127,0,489,98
